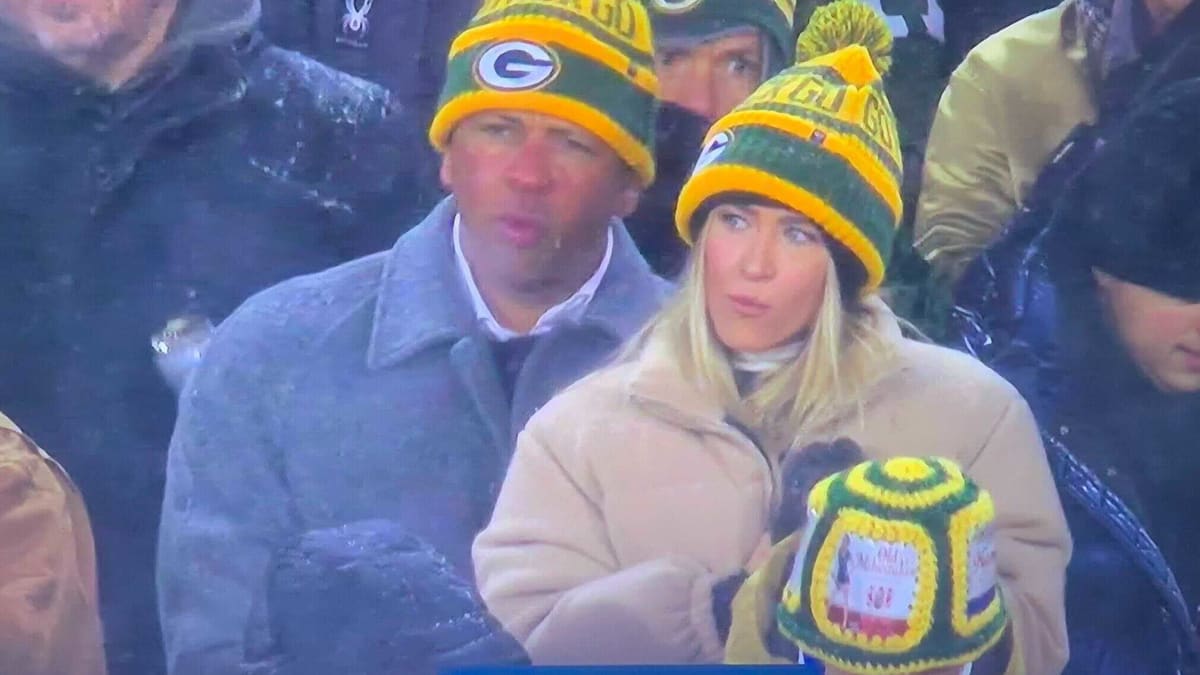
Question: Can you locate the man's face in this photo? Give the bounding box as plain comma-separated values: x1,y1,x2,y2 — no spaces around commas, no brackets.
0,0,162,61
1095,269,1200,394
654,29,765,121
440,110,640,293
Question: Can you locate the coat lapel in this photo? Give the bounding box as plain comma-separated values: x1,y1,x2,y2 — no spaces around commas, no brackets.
449,337,511,473
366,196,513,476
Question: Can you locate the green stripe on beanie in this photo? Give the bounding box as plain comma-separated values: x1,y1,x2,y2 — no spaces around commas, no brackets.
439,43,657,155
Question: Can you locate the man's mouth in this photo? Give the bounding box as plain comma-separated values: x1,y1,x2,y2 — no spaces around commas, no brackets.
498,215,547,249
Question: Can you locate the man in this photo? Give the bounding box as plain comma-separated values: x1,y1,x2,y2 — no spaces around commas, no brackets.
649,0,795,121
157,1,670,673
914,0,1199,284
0,0,429,672
628,0,794,277
0,412,106,675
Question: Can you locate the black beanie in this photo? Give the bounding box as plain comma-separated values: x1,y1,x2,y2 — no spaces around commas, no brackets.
1051,77,1200,301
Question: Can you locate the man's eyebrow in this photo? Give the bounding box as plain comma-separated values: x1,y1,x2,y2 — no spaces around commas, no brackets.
714,44,761,60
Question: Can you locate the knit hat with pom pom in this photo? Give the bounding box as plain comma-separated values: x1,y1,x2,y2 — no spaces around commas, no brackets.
778,456,1009,674
674,0,903,293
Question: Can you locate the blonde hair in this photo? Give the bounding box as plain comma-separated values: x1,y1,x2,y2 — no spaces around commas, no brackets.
622,225,896,442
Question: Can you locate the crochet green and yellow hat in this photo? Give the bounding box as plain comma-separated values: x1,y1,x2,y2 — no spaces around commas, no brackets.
674,0,903,291
777,457,1008,674
429,0,660,186
647,0,798,72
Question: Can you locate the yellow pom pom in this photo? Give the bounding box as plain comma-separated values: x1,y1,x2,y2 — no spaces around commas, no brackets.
882,457,934,483
794,0,894,75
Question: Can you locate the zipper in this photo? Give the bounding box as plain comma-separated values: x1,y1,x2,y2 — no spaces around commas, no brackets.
723,416,777,519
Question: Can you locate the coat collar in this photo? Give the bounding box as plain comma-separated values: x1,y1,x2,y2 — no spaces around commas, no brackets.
367,196,666,370
624,297,906,435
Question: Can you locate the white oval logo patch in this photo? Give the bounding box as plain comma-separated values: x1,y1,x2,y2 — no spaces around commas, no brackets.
651,0,703,13
474,41,561,91
692,130,734,175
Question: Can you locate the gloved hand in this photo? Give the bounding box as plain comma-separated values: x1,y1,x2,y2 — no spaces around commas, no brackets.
773,438,866,542
243,519,529,675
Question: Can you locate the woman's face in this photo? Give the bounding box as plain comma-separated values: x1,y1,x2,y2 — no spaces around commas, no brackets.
702,202,830,353
1095,269,1200,394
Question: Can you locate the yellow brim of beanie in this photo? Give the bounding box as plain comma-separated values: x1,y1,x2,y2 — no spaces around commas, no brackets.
429,90,656,187
676,164,886,291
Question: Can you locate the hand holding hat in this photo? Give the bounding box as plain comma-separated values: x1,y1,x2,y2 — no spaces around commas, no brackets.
777,457,1009,675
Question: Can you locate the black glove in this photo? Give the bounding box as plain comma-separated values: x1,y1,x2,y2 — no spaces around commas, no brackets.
243,519,530,675
772,438,866,542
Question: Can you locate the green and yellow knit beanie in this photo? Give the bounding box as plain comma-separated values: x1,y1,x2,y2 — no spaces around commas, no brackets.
648,0,798,73
674,0,903,292
429,0,660,186
778,457,1009,674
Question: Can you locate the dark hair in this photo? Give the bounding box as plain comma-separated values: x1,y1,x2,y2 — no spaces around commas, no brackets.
692,193,871,305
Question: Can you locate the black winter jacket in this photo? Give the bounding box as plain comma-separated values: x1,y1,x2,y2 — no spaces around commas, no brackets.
946,47,1200,670
0,14,434,673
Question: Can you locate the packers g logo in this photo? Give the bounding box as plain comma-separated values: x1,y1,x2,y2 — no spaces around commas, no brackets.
692,130,734,175
651,0,703,14
474,41,561,91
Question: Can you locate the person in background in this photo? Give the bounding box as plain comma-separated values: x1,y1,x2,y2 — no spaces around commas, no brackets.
952,77,1200,675
258,0,481,213
0,0,425,671
914,0,1200,284
0,411,106,675
157,2,670,673
472,4,1069,671
628,0,797,278
939,0,1058,66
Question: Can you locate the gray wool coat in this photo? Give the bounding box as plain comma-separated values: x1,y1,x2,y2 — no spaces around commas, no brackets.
156,197,672,675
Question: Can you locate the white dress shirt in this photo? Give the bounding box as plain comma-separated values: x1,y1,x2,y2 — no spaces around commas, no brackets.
452,214,614,342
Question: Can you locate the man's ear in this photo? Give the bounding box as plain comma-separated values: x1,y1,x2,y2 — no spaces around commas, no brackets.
616,168,642,219
618,185,642,219
439,151,453,191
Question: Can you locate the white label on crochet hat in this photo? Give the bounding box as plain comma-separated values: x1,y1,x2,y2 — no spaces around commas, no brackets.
966,526,998,617
827,533,919,638
475,41,561,91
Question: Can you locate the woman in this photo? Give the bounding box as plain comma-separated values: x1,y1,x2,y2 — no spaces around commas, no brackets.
473,3,1070,673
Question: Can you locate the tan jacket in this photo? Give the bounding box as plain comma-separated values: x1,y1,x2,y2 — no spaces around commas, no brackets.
0,412,106,675
914,0,1095,282
473,305,1071,673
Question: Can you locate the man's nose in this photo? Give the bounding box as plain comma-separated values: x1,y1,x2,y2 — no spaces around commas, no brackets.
671,77,720,121
504,137,554,192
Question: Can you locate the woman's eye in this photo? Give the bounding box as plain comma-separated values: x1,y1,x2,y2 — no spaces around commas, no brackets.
784,225,818,244
720,211,749,230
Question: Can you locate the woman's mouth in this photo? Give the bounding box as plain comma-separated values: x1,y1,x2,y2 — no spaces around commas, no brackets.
728,294,770,318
